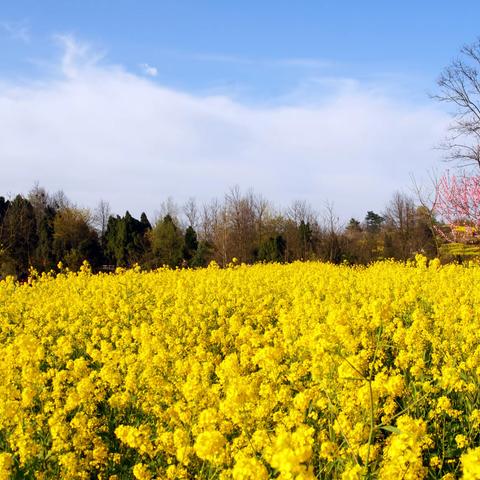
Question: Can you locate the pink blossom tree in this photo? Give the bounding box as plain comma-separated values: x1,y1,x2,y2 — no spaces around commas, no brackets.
433,171,480,243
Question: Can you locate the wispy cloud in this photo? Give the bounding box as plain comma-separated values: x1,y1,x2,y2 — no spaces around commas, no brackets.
54,34,106,78
0,19,30,43
0,36,448,220
171,51,332,70
140,63,158,77
272,58,333,69
191,52,255,65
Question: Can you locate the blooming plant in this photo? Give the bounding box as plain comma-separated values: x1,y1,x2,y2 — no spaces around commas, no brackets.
0,258,479,478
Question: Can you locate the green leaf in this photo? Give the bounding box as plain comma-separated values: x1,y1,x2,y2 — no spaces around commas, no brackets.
380,425,401,434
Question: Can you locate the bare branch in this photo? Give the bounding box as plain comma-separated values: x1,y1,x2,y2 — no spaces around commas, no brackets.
434,38,480,169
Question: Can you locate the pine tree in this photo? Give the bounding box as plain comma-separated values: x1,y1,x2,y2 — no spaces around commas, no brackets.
183,226,199,262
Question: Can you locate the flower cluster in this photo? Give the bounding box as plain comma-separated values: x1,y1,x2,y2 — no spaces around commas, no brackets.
0,257,479,478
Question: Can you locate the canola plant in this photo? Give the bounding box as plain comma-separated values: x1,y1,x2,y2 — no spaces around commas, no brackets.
0,257,480,479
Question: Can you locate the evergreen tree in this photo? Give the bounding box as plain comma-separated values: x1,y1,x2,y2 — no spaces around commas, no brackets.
383,232,395,259
365,211,385,233
346,218,362,233
257,235,286,262
151,215,184,267
0,197,9,224
189,241,212,268
183,226,199,262
140,212,152,230
104,216,124,265
298,220,313,258
0,195,38,278
35,206,56,271
104,211,150,266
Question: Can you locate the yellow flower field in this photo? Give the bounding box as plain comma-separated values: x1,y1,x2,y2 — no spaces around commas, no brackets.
1,257,480,479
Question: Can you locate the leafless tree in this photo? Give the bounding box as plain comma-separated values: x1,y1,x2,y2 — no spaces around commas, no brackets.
321,201,342,235
283,200,319,260
50,190,71,211
411,172,441,255
28,182,50,218
200,198,220,243
225,186,257,263
286,199,317,226
433,39,480,168
385,192,416,231
93,199,111,237
201,197,230,265
384,192,416,260
321,201,343,262
218,203,229,266
252,192,270,243
155,197,180,226
183,197,198,229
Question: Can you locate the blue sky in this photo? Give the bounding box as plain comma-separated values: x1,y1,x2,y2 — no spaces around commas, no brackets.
0,1,478,221
3,1,480,99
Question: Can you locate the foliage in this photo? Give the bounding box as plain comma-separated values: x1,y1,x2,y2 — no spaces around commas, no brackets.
105,212,150,266
150,215,184,267
1,259,480,478
365,211,385,233
257,235,286,262
0,195,38,278
52,207,102,270
0,187,448,278
183,225,199,262
439,242,480,258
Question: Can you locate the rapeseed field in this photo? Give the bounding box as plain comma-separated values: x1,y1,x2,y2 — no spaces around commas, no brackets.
1,257,479,479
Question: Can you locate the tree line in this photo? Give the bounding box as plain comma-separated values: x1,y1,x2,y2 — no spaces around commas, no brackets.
0,184,444,279
5,38,480,279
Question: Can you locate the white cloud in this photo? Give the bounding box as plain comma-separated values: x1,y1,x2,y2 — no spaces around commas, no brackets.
54,34,106,78
0,19,30,43
140,63,158,77
0,37,449,221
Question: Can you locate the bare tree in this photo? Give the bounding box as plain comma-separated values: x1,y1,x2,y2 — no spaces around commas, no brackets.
155,197,180,226
384,192,416,260
385,192,415,231
200,198,220,243
321,201,343,263
183,197,198,229
286,199,317,226
225,186,256,263
411,173,441,256
93,199,111,237
50,190,71,211
218,203,229,266
252,192,270,243
28,182,50,219
434,39,480,168
284,199,318,260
